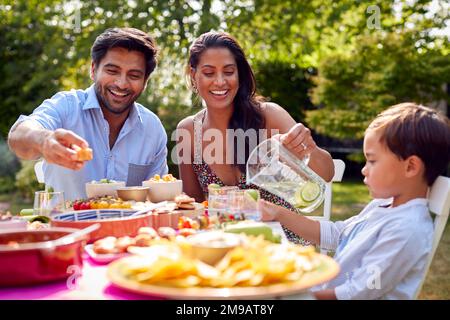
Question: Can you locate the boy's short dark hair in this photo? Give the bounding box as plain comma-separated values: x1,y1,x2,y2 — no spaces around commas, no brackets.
91,27,158,79
367,102,450,186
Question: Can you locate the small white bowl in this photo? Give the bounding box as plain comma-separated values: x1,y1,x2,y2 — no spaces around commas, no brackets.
142,180,183,203
85,180,126,198
185,231,242,265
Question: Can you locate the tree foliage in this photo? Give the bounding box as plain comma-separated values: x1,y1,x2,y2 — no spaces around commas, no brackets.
0,0,71,137
308,31,450,139
222,0,449,138
1,0,448,174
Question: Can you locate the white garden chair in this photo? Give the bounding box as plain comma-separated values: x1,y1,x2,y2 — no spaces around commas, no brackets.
34,160,45,184
414,175,450,299
307,159,346,221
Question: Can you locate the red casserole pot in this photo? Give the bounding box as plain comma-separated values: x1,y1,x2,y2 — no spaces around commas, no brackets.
0,228,87,287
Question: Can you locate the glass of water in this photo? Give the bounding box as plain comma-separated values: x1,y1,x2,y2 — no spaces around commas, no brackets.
228,189,261,221
207,185,239,225
33,191,66,217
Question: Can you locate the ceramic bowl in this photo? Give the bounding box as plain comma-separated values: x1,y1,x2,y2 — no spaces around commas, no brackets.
142,180,183,203
116,187,149,202
0,228,86,286
185,231,242,265
85,180,126,198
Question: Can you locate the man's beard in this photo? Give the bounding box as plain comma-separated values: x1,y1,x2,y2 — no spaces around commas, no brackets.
94,83,136,115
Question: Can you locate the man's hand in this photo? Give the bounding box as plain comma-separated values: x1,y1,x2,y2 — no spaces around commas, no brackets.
274,123,318,160
40,129,89,170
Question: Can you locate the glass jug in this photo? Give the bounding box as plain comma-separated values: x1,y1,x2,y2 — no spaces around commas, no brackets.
246,137,326,213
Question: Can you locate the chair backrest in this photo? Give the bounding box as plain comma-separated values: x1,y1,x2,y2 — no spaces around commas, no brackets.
308,159,346,221
34,160,45,184
414,176,450,299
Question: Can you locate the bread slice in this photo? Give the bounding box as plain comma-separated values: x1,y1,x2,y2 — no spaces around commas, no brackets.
174,194,195,204
77,148,93,161
72,144,93,161
177,203,196,210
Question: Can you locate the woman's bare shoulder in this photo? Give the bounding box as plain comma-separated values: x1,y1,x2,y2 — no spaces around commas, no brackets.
260,102,294,131
260,101,286,114
177,115,196,132
177,110,205,132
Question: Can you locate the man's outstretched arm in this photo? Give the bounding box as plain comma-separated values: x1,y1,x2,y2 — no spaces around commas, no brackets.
8,120,88,170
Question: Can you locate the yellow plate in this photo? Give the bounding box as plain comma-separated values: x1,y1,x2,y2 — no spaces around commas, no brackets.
107,254,339,300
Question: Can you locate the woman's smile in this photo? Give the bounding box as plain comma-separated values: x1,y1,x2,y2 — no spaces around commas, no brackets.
209,89,230,100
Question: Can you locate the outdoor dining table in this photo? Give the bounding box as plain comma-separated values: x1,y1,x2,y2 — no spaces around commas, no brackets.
0,222,315,300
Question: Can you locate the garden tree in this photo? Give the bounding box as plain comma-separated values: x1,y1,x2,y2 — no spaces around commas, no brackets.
15,160,44,201
59,0,216,102
0,0,222,136
0,0,72,138
254,60,314,121
1,0,222,180
221,0,449,139
209,0,397,124
307,31,450,140
2,0,448,173
56,0,221,174
0,139,20,193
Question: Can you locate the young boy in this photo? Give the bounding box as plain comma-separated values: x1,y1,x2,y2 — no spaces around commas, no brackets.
260,103,450,299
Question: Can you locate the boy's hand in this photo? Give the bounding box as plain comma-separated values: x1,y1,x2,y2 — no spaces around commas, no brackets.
259,199,280,221
40,129,89,171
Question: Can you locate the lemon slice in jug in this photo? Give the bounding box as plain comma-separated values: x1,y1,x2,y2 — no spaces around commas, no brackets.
245,189,260,202
294,181,321,207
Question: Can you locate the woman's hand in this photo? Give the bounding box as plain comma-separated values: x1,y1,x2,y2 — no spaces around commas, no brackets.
274,123,317,160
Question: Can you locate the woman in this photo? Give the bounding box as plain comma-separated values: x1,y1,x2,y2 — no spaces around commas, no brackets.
176,31,334,244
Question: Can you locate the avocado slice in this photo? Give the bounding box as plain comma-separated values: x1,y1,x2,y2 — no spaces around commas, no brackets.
23,215,50,223
224,221,281,243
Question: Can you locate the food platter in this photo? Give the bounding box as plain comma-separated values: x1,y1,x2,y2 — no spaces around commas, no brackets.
107,253,339,300
173,202,205,218
84,244,129,264
50,209,152,242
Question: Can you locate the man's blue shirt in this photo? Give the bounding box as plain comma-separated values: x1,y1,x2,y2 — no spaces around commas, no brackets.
11,85,168,200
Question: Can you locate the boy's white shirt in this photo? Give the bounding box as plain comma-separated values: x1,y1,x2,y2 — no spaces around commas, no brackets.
318,198,433,300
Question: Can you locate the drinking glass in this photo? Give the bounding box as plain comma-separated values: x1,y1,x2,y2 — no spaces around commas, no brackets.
33,191,66,216
207,185,239,225
228,189,261,221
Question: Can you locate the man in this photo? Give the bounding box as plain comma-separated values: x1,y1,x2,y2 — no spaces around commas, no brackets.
8,27,168,200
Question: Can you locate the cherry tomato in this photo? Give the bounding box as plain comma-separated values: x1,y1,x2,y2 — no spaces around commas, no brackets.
182,219,192,229
80,202,91,210
73,201,81,210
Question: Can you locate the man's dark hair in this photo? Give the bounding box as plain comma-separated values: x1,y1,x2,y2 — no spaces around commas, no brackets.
91,27,158,79
367,102,450,185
